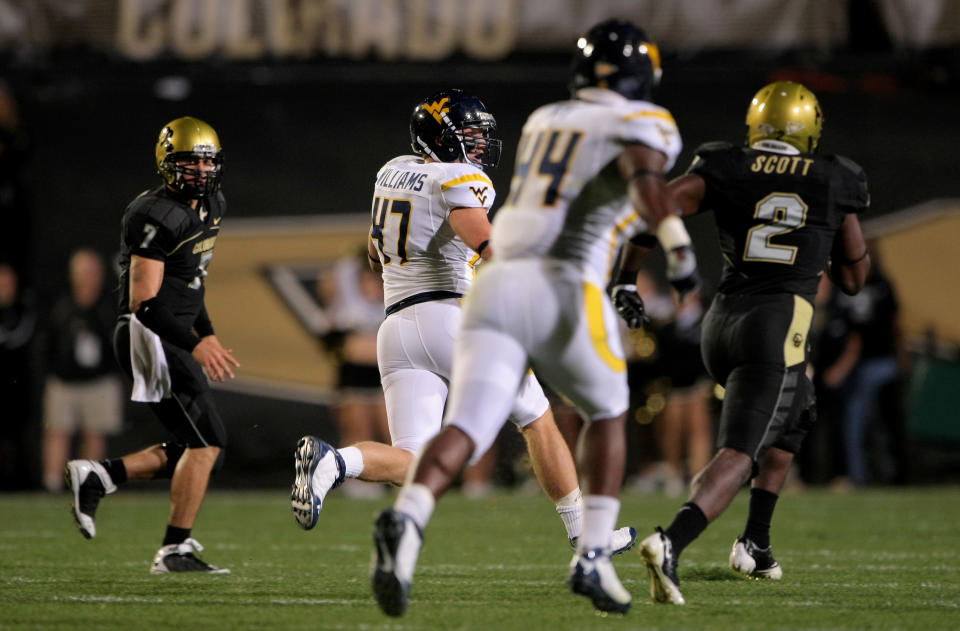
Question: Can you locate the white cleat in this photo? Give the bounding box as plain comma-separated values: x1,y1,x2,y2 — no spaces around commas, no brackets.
290,436,345,530
570,526,638,556
65,460,117,539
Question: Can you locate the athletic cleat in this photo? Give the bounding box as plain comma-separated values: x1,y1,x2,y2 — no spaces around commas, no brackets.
569,526,638,556
730,535,783,580
65,460,117,539
150,538,230,574
371,509,422,617
291,435,345,530
567,548,632,614
639,527,685,604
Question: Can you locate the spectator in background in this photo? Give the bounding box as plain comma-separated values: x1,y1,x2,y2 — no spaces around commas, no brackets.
824,247,909,487
41,248,123,492
317,249,390,499
0,80,33,283
798,274,850,485
622,270,674,495
657,289,714,496
0,263,37,489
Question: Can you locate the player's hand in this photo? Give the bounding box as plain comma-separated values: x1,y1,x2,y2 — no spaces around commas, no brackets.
665,245,701,301
610,284,650,329
192,335,240,382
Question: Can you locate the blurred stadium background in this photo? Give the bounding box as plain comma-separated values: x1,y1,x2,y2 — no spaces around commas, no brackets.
1,0,958,490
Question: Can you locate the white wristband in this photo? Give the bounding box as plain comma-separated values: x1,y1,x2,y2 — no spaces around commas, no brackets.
656,215,691,251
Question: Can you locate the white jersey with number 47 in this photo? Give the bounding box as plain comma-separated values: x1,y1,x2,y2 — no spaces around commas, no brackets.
491,87,682,283
370,155,494,309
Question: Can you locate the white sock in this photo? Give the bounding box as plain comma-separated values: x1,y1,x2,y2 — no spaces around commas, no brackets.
555,488,583,540
394,483,436,530
339,446,364,478
580,495,620,552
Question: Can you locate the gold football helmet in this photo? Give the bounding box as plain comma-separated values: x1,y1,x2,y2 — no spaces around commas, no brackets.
155,116,223,197
746,81,822,153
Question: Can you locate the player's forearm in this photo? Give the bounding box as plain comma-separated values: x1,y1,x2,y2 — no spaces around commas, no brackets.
136,296,201,351
613,238,654,286
666,173,706,218
194,304,215,338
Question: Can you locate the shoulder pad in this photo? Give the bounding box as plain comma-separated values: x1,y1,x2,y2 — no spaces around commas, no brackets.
437,163,495,210
693,141,736,158
620,104,682,171
436,163,492,189
128,190,192,236
384,155,421,169
687,141,739,177
831,154,870,213
834,154,866,178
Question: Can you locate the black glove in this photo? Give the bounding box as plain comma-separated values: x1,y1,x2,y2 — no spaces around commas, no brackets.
665,245,701,301
610,284,650,329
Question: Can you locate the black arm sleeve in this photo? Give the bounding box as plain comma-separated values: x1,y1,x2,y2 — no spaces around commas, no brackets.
193,304,215,338
137,296,201,352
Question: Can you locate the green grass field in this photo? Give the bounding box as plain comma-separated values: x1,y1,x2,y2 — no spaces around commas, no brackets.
1,486,958,630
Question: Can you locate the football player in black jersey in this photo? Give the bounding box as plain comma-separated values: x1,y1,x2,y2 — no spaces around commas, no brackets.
65,117,238,574
622,82,871,604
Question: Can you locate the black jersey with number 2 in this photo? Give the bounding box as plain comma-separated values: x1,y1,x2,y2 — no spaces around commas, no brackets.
117,184,226,325
689,141,869,303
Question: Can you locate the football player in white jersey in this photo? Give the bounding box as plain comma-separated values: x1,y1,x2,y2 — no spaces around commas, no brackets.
291,89,636,558
372,20,698,617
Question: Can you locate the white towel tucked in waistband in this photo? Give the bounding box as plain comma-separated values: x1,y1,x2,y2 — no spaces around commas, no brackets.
129,313,172,402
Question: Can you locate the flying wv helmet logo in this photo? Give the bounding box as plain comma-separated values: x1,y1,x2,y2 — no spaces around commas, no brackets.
469,185,489,206
423,98,451,124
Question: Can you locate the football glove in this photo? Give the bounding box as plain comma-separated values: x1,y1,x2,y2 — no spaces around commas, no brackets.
610,284,650,329
665,245,701,301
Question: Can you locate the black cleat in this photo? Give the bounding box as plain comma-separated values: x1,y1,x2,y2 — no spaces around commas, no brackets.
65,460,117,539
730,535,783,580
372,509,422,617
150,538,230,574
639,527,685,604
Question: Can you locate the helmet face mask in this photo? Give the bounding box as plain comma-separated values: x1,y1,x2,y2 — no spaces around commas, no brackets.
745,81,823,153
410,89,502,169
570,19,662,101
156,117,223,197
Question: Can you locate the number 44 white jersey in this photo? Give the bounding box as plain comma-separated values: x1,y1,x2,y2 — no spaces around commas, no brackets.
371,155,495,309
491,87,682,283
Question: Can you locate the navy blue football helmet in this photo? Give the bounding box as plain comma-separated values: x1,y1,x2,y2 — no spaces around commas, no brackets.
569,19,662,101
409,89,502,169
